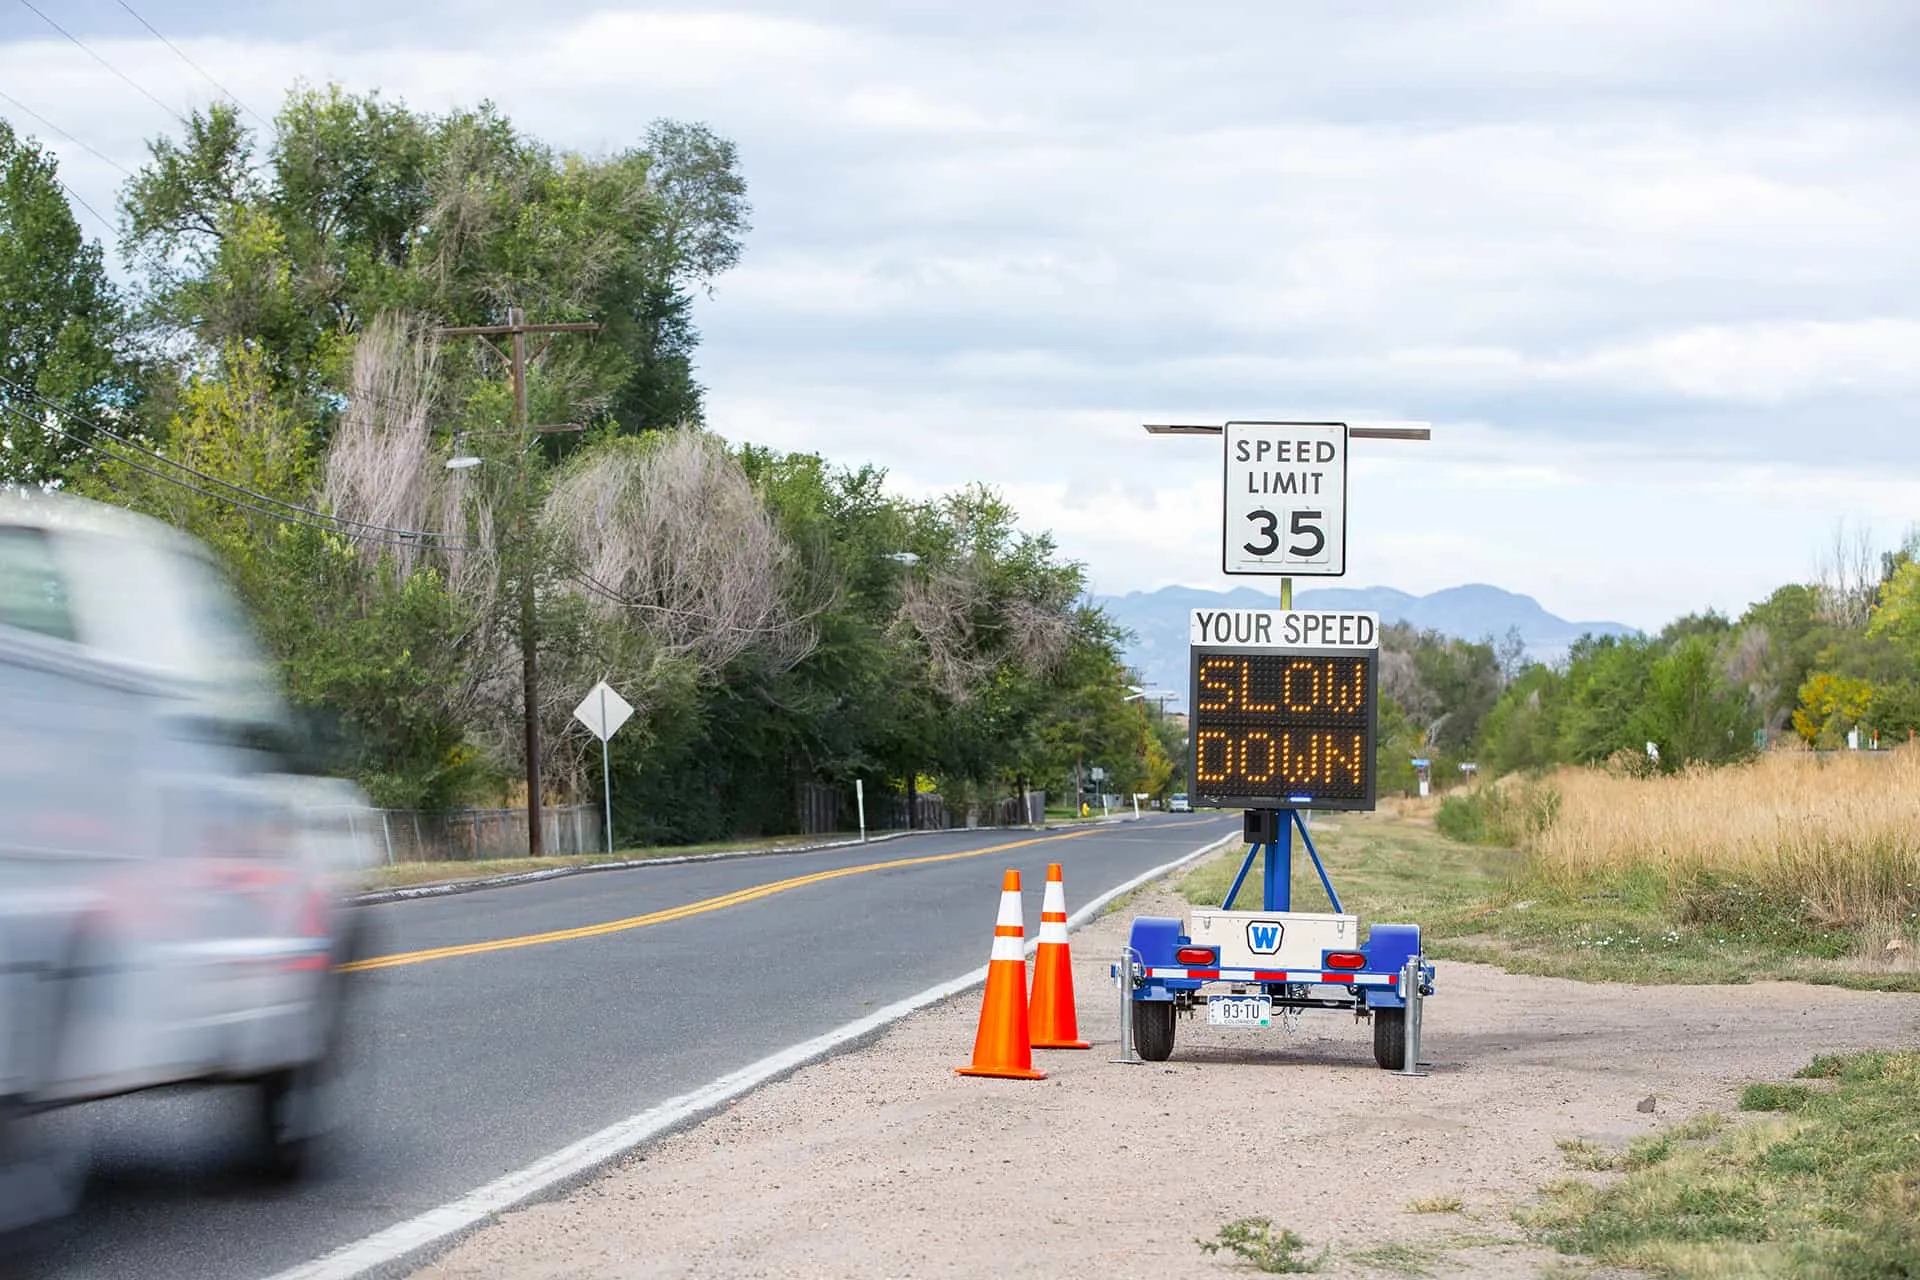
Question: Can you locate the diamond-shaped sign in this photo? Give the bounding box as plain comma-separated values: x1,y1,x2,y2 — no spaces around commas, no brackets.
573,680,633,742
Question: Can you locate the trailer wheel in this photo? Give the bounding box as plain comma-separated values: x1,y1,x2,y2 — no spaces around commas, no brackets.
1133,1000,1175,1062
1372,1007,1406,1070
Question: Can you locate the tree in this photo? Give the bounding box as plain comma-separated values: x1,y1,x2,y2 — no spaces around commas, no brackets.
1556,634,1659,763
0,121,131,485
1642,634,1756,768
1793,671,1874,748
120,91,749,435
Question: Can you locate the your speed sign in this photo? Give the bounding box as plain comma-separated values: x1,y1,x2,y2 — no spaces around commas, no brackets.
1222,422,1348,576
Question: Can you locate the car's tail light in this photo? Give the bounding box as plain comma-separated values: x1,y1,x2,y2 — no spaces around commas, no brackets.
1175,946,1218,966
1323,951,1367,970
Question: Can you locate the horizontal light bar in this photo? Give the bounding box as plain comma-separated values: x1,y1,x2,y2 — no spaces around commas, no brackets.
1142,422,1432,441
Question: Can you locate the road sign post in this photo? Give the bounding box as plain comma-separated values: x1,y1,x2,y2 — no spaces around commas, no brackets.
572,680,634,855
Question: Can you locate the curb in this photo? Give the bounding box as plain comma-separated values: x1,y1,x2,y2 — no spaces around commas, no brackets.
352,815,1144,906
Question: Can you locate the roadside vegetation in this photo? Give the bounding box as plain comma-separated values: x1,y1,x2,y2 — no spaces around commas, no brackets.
1180,752,1920,991
0,94,1178,850
1526,1051,1920,1278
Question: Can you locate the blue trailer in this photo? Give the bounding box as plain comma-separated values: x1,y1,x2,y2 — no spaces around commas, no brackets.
1120,807,1434,1068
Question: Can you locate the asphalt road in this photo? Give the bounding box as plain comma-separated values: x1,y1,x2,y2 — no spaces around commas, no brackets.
14,813,1235,1280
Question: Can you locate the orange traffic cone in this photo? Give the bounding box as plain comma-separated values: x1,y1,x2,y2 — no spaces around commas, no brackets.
1029,862,1091,1049
956,869,1047,1080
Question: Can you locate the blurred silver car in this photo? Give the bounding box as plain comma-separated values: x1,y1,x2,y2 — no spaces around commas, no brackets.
1168,793,1192,813
0,492,378,1233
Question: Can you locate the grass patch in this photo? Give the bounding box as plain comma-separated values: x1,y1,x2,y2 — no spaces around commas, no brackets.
1196,1218,1325,1273
1738,1083,1814,1113
1556,1138,1621,1172
1526,1050,1920,1278
1344,1240,1445,1275
1169,791,1920,990
1405,1195,1463,1215
359,831,870,892
1667,1112,1729,1142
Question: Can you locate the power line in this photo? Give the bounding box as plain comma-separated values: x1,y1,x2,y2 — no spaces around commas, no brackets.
0,88,134,175
15,0,187,125
111,0,268,127
55,179,114,236
0,400,464,550
0,375,469,546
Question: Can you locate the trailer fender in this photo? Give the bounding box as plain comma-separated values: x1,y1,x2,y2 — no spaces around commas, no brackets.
1363,923,1422,1009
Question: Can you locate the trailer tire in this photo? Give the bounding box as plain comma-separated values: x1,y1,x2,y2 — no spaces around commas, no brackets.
1372,1007,1406,1070
1133,1000,1175,1062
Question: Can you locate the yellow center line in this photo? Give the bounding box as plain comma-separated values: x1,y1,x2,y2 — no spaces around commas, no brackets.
341,827,1098,972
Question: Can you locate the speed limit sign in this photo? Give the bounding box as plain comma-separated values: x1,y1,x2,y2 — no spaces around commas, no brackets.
1222,421,1348,576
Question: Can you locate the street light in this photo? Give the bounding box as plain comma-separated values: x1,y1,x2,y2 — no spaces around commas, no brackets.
445,434,482,471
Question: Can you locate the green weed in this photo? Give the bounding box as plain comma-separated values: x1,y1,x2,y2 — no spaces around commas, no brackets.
1196,1217,1326,1273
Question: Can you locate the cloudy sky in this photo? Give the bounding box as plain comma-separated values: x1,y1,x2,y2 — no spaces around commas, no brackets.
3,1,1916,630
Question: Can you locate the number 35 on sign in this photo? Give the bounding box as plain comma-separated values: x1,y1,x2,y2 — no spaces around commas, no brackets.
1222,422,1348,577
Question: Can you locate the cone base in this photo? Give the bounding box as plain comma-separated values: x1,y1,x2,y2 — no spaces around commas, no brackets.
954,1065,1048,1080
1032,1039,1092,1050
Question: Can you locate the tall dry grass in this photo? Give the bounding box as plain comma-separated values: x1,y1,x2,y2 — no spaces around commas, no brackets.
1524,749,1920,929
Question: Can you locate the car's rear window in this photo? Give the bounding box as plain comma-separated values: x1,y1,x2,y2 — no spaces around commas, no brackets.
0,525,77,642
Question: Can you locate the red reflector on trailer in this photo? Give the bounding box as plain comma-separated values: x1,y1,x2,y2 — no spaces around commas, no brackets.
1323,951,1367,970
1175,946,1218,966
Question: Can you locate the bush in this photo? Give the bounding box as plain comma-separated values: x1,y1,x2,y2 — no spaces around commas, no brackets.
1434,779,1560,848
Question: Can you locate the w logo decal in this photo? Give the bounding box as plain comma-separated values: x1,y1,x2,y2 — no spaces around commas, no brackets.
1246,922,1284,954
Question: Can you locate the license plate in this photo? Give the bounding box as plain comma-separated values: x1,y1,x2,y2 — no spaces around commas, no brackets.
1207,995,1271,1028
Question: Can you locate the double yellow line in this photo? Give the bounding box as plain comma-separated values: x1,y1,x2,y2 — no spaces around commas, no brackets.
342,827,1097,972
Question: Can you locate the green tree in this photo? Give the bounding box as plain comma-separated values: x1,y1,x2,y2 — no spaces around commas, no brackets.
1556,634,1660,763
0,121,132,484
1477,664,1566,775
120,91,748,435
1642,634,1756,768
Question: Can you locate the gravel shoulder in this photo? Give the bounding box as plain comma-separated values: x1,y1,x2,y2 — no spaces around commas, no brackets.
414,872,1920,1280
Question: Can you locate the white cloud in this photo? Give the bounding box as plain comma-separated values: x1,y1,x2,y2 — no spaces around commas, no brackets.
2,1,1915,630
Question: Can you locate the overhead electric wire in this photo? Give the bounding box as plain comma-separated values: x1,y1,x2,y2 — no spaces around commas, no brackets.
111,0,268,126
0,377,470,547
15,0,187,125
0,400,475,552
53,179,114,235
0,88,133,175
0,374,460,541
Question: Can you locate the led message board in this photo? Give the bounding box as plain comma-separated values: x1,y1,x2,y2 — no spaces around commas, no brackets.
1186,611,1379,812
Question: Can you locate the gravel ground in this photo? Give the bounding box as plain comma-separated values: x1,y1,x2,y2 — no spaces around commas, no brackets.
416,878,1920,1280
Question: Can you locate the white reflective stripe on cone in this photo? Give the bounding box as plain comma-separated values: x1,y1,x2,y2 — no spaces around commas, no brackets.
1042,878,1067,914
989,937,1025,963
1037,920,1071,945
994,890,1023,929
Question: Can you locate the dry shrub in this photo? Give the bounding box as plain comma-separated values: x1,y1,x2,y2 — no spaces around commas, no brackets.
545,432,815,676
322,313,445,577
1527,749,1920,931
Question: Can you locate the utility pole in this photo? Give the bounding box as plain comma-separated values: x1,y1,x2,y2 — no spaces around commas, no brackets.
438,307,600,857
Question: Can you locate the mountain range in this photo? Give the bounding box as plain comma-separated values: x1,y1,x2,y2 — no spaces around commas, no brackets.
1093,583,1637,711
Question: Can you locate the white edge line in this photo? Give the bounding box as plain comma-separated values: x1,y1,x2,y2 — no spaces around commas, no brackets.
264,824,1241,1280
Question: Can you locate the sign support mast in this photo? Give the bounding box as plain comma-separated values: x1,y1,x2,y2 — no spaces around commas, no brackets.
1147,419,1428,911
